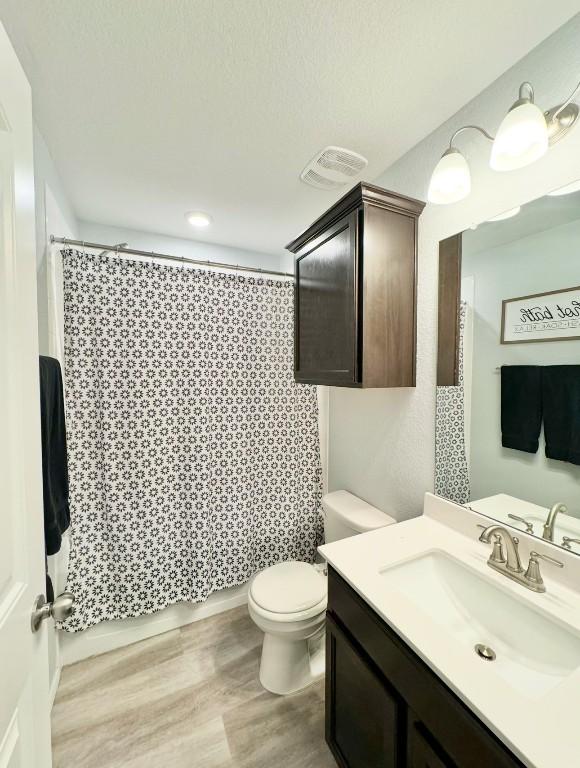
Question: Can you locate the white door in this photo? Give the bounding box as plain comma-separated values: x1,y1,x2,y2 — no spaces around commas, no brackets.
0,22,53,768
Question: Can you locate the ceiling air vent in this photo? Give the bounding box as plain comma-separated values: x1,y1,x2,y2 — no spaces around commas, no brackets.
300,146,368,190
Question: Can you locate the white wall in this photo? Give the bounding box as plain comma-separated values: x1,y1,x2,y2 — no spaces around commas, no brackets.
77,220,292,274
33,125,79,355
328,14,580,521
463,217,580,515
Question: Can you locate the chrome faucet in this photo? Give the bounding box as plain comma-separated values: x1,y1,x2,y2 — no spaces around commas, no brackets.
478,524,563,593
478,524,522,573
543,502,567,542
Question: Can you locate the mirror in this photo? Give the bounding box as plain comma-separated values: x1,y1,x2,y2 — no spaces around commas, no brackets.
435,179,580,554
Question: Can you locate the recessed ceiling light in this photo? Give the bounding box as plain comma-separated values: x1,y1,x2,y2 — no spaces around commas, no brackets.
487,206,521,223
547,179,580,196
186,211,212,228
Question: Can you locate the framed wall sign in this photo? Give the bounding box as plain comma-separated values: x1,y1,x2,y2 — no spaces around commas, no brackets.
501,285,580,344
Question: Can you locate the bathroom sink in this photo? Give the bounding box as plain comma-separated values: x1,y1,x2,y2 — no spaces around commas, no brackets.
380,551,580,697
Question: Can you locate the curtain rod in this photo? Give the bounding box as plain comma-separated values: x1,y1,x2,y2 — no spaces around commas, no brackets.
50,236,294,279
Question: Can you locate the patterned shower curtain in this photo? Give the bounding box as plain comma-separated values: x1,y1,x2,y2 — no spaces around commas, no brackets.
435,301,470,504
61,249,322,632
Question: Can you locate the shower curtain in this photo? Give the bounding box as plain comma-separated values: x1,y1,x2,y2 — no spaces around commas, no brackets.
435,301,470,504
61,249,322,632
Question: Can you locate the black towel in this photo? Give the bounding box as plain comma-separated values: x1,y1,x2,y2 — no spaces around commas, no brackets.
543,365,580,465
39,356,70,555
500,365,542,453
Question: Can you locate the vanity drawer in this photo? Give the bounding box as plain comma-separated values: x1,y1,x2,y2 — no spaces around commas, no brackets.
327,567,525,768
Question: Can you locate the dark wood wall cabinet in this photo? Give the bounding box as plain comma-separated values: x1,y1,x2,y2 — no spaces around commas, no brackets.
286,183,424,387
326,567,526,768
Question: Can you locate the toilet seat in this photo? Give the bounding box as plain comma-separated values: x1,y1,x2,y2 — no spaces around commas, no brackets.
248,590,327,624
249,561,327,623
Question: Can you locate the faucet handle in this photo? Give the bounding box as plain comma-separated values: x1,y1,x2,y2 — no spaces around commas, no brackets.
561,537,580,550
530,551,564,568
507,514,534,534
524,551,564,592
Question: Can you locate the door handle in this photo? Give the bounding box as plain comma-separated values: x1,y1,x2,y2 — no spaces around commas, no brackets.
31,591,74,632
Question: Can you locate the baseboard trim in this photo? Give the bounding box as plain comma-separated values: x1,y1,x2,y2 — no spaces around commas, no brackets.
59,582,249,667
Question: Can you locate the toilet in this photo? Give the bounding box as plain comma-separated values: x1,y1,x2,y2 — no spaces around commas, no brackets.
248,490,396,695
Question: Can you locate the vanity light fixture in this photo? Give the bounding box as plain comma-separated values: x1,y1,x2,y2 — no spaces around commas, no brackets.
490,83,548,171
427,126,493,205
186,211,212,228
428,78,580,205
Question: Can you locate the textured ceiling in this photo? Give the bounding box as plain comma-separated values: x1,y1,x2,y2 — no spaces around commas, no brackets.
0,1,578,256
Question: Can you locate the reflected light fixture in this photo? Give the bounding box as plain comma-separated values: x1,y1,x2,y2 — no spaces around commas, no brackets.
428,78,580,204
486,206,521,222
186,211,212,228
548,179,580,197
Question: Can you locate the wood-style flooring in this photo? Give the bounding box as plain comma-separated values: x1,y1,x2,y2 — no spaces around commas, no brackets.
51,606,336,768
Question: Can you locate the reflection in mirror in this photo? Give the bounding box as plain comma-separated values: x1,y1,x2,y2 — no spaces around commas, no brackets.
436,180,580,555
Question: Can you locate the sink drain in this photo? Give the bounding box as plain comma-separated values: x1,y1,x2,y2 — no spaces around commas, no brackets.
474,644,496,661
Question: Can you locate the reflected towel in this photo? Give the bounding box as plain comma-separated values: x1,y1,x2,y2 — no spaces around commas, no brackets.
500,365,542,453
543,365,580,465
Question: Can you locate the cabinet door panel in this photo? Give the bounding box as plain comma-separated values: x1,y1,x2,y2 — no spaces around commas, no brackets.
295,213,358,384
408,718,455,768
326,614,400,768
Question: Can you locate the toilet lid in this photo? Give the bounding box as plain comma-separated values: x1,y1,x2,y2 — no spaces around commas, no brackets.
250,561,326,614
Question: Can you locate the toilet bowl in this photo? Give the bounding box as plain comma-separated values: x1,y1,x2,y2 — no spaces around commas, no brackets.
248,561,327,695
248,490,396,695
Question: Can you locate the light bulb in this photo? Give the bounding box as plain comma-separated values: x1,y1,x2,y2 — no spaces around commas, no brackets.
427,148,471,205
490,101,548,172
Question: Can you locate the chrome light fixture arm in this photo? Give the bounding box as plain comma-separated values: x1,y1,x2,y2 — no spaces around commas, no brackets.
552,78,580,121
448,124,495,150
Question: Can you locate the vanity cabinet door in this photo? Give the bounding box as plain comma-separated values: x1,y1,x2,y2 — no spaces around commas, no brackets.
294,212,359,385
408,718,454,768
326,614,401,768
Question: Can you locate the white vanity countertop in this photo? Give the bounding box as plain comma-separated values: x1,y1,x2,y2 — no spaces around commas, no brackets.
319,493,580,768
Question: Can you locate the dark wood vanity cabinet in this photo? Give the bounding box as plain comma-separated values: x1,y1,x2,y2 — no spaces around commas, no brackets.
326,567,525,768
287,183,424,387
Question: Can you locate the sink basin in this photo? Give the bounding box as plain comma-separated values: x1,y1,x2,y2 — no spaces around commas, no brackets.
380,551,580,697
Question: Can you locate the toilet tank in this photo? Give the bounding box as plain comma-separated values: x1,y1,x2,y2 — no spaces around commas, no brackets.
322,490,396,543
